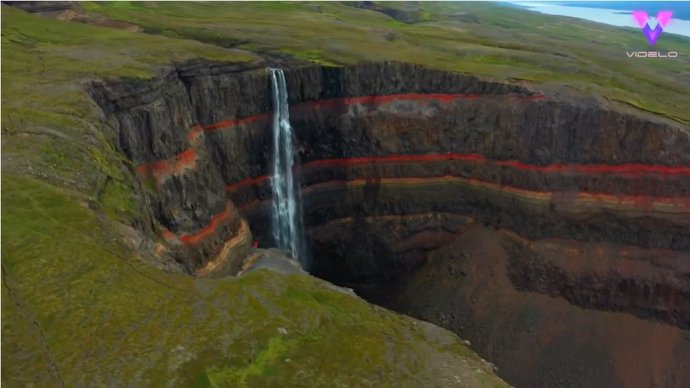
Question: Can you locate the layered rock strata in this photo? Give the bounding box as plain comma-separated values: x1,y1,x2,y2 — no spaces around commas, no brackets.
90,58,688,291
90,61,690,385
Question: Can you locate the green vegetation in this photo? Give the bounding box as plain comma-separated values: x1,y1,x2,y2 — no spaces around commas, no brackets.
2,173,504,386
80,1,690,123
1,5,258,217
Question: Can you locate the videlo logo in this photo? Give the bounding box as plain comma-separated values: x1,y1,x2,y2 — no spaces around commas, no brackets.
627,10,678,58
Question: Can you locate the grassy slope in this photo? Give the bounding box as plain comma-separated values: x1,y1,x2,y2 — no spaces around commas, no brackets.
81,1,690,124
3,175,505,387
1,5,257,220
1,6,504,387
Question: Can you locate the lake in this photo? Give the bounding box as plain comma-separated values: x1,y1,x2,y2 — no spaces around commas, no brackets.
507,1,690,38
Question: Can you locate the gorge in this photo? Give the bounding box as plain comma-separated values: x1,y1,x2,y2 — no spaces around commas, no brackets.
88,59,690,387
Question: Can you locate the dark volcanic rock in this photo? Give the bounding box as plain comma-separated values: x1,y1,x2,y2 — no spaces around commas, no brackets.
88,58,690,387
3,1,73,13
88,58,689,274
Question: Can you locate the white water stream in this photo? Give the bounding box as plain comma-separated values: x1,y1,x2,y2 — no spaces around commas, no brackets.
269,68,306,267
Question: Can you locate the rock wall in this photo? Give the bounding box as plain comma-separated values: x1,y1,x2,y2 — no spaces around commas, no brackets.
89,59,690,386
86,60,539,273
89,57,689,293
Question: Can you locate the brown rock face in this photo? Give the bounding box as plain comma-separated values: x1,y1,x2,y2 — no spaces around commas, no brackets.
89,60,690,387
364,225,690,388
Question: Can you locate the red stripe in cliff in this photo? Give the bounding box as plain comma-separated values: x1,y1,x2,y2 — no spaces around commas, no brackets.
298,154,690,176
187,124,205,142
223,153,690,193
136,148,198,181
225,176,270,193
199,93,531,131
233,176,690,213
136,92,544,179
203,112,272,132
179,202,234,246
160,227,176,241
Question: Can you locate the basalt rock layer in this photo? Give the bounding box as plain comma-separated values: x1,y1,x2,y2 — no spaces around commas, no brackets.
90,60,690,387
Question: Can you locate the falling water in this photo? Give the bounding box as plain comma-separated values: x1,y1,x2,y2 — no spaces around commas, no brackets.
269,68,306,267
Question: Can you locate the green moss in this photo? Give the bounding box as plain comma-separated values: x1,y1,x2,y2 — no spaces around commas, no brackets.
283,48,341,66
419,10,434,22
207,335,298,387
2,5,259,195
100,178,137,220
1,281,62,386
1,173,505,386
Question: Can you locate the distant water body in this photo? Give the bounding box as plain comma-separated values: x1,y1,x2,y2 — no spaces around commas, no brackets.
508,1,690,38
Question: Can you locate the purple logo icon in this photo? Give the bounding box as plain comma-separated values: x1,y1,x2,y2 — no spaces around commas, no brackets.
633,10,673,45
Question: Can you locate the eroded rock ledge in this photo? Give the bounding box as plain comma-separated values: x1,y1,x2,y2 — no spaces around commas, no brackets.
89,60,690,328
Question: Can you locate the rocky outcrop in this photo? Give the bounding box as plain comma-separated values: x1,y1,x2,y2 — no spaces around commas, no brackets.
2,1,73,14
89,59,268,273
505,234,690,328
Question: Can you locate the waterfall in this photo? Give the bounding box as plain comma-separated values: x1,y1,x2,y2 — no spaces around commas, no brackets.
269,68,306,267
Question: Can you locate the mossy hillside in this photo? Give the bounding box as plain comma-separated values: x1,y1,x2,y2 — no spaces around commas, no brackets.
81,1,690,124
1,5,258,221
1,272,63,385
2,173,505,387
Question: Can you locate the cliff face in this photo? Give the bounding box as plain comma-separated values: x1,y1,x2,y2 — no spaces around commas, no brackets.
90,58,689,301
89,60,268,274
90,60,690,387
88,60,535,272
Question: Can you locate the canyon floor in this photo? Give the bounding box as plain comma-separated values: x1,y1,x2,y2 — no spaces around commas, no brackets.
357,225,690,387
2,2,690,387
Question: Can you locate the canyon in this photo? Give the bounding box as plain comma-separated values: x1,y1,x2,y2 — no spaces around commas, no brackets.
89,60,690,387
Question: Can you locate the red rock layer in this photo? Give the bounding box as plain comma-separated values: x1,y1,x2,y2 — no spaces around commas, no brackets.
135,93,547,183
132,93,689,258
